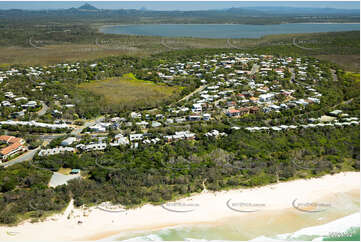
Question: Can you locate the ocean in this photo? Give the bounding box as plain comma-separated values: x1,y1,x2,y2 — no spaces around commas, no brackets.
99,23,360,39
106,190,359,241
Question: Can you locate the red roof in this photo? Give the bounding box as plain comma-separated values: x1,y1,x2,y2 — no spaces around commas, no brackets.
0,135,25,157
0,135,23,144
228,109,240,113
0,135,13,142
0,142,22,155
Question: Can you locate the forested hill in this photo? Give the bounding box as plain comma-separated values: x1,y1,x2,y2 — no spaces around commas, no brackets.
0,5,359,24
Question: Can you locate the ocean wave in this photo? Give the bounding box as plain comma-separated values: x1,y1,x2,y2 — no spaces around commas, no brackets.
112,213,360,241
251,212,360,241
119,233,164,241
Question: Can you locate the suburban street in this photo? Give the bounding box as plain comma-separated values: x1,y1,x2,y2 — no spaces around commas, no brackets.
1,134,62,168
71,116,105,135
176,85,207,104
37,101,49,116
331,69,338,82
250,64,260,75
1,147,40,167
290,67,295,83
292,37,320,50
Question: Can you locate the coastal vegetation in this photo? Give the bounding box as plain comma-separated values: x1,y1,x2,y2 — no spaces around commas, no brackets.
0,16,359,72
0,123,358,224
0,56,359,224
0,5,359,228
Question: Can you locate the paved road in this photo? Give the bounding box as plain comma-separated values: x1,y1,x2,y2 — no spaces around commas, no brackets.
176,85,207,104
37,101,49,116
160,39,179,50
250,64,260,75
71,116,105,135
227,39,240,49
0,134,61,168
289,68,295,83
28,37,49,50
292,38,320,50
330,69,338,82
1,147,40,167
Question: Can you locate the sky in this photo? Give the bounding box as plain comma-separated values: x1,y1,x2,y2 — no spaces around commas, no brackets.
0,1,359,11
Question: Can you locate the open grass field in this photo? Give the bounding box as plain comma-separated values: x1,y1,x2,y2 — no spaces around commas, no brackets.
0,45,148,66
316,55,360,73
345,71,360,82
79,73,182,112
0,31,358,72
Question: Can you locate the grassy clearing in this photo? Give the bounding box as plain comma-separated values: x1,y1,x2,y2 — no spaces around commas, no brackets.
0,45,150,65
79,73,182,112
316,54,360,73
0,31,359,69
57,167,71,175
345,72,360,82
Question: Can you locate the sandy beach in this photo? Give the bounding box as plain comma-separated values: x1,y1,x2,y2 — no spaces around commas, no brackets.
0,172,359,241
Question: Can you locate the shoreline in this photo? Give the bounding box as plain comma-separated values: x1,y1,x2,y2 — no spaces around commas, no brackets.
99,22,360,27
0,172,359,241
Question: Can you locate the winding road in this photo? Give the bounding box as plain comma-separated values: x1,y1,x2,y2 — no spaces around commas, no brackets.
37,101,49,116
292,38,320,51
0,148,41,168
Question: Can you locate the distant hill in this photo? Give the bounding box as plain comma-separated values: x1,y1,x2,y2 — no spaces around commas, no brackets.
78,3,98,11
0,5,358,25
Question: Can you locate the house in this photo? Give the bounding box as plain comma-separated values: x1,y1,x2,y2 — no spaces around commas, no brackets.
269,104,281,111
165,118,174,124
202,113,211,121
129,134,144,142
259,93,275,102
70,169,80,174
0,120,69,130
238,107,250,115
38,147,75,156
1,101,11,107
136,121,148,128
294,99,309,106
61,137,77,146
226,109,240,117
0,136,26,161
130,112,141,119
329,110,343,117
205,130,227,137
249,106,259,114
52,110,62,116
11,110,25,118
76,143,107,152
164,131,196,142
175,117,186,123
187,115,202,121
22,101,37,108
110,134,129,146
89,124,106,133
192,104,202,113
151,121,162,128
156,114,164,120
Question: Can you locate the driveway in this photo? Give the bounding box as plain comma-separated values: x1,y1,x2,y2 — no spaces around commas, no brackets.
1,147,40,167
71,116,105,136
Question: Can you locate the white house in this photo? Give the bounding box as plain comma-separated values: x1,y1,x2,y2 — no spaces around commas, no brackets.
259,93,275,102
61,137,77,146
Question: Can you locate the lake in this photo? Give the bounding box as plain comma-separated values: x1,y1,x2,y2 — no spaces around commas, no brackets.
100,23,360,39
